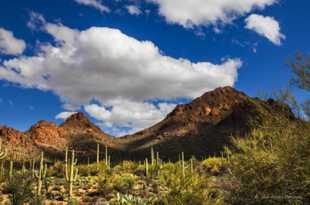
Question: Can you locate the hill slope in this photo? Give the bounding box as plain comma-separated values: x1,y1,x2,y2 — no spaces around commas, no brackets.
116,86,296,160
0,86,297,161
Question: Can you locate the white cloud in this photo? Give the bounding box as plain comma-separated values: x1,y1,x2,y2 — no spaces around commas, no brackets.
0,22,241,134
74,0,110,12
245,14,285,45
55,111,77,120
27,11,46,31
126,5,142,15
85,100,176,135
148,0,277,28
0,28,26,55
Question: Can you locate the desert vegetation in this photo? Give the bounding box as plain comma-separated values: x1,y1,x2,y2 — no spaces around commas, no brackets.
0,115,309,205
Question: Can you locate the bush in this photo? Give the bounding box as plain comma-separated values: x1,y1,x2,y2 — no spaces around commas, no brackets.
3,173,36,205
199,157,228,176
157,163,224,205
226,123,310,205
113,161,138,174
110,193,157,205
78,162,103,176
98,173,138,195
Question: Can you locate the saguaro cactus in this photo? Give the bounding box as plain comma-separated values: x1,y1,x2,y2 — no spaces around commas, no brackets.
96,143,100,170
150,147,155,166
65,148,79,199
156,152,160,166
145,158,149,177
0,141,6,179
0,140,7,160
9,160,13,179
31,159,36,178
107,155,111,170
105,144,108,166
22,161,26,174
35,152,47,196
181,152,185,178
0,161,4,179
190,157,194,174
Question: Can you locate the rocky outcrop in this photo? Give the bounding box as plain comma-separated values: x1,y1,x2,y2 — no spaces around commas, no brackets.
0,126,24,144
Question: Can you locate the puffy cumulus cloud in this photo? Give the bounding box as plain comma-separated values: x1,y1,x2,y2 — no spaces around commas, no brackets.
74,0,110,12
245,14,285,45
85,100,176,135
148,0,277,28
126,5,142,15
0,28,26,55
55,111,77,120
0,22,241,134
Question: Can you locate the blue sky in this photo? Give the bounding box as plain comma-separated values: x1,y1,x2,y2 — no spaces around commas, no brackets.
0,0,309,135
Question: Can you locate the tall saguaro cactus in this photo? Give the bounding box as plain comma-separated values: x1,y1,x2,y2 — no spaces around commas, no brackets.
0,140,7,160
145,158,149,177
181,152,185,178
65,148,79,199
31,159,36,178
96,143,100,170
35,152,47,196
150,147,155,166
9,160,13,179
0,140,6,179
105,144,108,166
190,157,194,174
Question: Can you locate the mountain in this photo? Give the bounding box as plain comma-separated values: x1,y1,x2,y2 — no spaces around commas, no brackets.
0,113,117,161
0,86,297,161
115,86,296,160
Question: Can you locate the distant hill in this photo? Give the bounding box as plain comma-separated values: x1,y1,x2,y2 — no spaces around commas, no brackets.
0,86,299,161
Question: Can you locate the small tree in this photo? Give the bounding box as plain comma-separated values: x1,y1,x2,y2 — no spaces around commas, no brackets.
289,52,310,91
289,52,310,119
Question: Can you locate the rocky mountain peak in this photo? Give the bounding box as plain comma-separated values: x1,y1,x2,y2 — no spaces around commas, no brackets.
61,112,102,133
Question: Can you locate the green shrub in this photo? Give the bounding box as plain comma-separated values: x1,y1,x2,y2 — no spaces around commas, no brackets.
226,124,310,205
199,157,228,176
113,161,138,174
98,173,138,195
112,173,137,194
78,162,101,176
110,193,157,205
